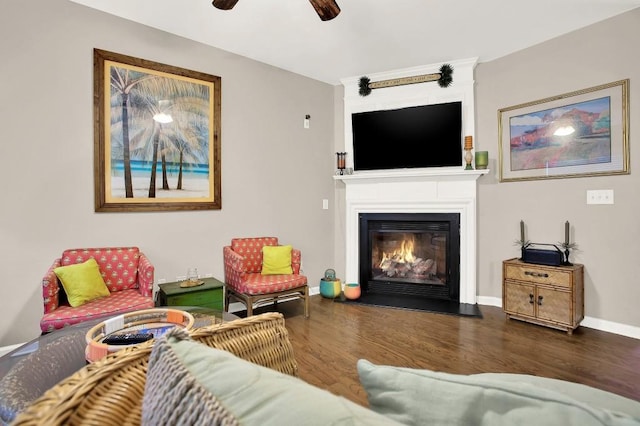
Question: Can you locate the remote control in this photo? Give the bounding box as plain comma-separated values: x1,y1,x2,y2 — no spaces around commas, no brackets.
103,333,154,345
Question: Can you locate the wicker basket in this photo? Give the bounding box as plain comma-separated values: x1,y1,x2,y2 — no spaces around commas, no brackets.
13,312,297,426
84,308,195,363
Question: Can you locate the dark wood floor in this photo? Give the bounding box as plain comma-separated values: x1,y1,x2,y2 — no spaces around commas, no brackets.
252,295,640,407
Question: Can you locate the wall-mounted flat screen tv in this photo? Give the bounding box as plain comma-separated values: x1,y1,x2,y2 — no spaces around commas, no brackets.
351,101,462,171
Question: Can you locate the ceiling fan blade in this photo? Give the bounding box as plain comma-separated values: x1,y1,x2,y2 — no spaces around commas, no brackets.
212,0,239,10
308,0,341,21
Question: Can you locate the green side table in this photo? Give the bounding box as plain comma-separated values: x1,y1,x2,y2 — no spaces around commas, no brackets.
156,277,225,311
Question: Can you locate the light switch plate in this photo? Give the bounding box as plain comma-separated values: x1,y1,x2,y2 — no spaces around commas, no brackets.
586,189,614,204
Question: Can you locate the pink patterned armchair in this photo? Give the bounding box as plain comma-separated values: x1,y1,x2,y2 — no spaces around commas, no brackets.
40,247,155,333
223,237,309,318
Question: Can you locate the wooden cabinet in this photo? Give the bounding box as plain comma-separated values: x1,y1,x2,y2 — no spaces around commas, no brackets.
502,258,584,334
156,277,225,311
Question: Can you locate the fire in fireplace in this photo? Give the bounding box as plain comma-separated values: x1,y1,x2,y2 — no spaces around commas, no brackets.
374,232,445,285
359,213,460,303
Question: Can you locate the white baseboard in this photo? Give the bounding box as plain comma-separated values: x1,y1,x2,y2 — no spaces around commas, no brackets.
581,316,640,340
477,296,502,307
475,296,640,340
0,342,24,357
227,302,245,313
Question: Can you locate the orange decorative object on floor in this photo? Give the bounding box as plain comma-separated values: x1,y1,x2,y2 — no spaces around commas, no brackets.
344,283,361,300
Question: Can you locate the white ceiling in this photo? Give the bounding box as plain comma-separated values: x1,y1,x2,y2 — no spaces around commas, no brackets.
70,0,640,85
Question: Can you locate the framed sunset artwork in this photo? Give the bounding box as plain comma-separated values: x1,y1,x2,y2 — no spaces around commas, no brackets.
498,80,629,182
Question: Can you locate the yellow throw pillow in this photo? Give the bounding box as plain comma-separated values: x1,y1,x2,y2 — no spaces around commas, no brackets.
54,258,110,307
261,245,293,275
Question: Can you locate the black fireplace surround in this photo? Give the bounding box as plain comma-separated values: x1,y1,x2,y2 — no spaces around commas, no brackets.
357,212,469,313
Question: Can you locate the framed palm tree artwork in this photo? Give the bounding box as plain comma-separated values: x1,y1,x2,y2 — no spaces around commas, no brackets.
93,49,221,212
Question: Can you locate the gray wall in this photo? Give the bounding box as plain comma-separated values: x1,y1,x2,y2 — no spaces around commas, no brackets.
0,0,336,345
474,10,639,328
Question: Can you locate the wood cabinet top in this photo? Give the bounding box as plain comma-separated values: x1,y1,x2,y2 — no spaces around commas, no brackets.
159,277,224,295
504,258,583,271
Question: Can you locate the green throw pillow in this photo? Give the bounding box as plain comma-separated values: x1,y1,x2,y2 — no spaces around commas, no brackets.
357,359,640,426
142,333,401,426
54,258,110,307
474,373,640,418
261,245,293,275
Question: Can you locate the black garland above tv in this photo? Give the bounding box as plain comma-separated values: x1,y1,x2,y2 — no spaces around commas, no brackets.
358,64,454,96
351,101,463,171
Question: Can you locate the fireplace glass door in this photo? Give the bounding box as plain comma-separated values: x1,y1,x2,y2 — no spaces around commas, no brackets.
371,230,447,285
359,213,460,301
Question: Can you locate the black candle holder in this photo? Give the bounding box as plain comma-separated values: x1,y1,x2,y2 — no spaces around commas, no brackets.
560,242,576,266
336,152,346,175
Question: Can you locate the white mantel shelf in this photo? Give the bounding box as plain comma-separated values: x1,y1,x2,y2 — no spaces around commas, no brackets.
333,168,489,183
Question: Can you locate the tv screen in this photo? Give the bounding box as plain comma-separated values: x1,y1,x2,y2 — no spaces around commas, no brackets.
351,102,462,171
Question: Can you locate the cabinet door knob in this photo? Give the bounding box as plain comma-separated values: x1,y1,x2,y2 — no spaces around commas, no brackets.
529,293,534,304
538,295,544,305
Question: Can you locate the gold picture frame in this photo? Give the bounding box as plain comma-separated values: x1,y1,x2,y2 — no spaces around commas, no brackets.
498,80,629,182
94,49,221,212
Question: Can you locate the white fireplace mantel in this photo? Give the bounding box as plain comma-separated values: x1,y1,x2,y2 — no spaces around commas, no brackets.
337,58,483,305
334,168,488,305
334,167,488,183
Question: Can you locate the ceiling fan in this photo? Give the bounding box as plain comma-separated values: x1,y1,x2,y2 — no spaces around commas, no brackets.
211,0,341,21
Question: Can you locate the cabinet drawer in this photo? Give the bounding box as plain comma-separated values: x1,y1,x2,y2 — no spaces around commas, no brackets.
195,300,224,311
505,264,571,288
167,289,223,307
504,281,535,317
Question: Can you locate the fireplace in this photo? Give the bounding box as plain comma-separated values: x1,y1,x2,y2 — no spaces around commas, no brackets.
336,59,484,312
334,168,487,307
359,213,461,304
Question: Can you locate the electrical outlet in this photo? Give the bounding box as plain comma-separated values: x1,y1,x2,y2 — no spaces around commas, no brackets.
176,275,186,281
586,189,614,205
157,278,166,284
204,273,213,278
